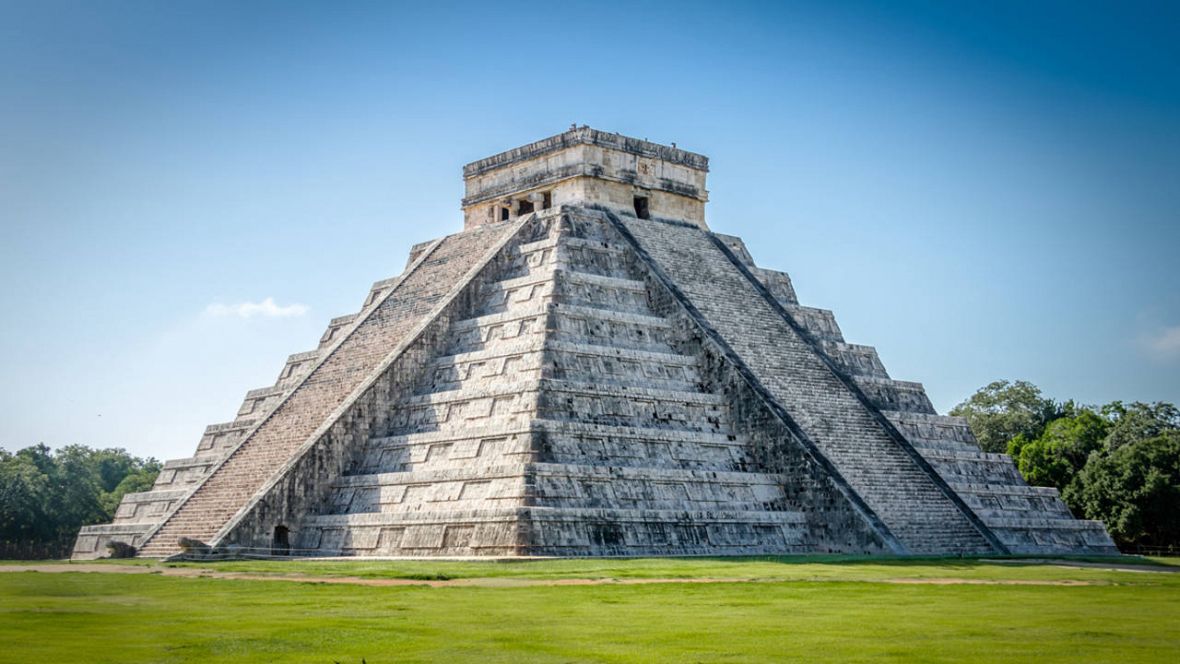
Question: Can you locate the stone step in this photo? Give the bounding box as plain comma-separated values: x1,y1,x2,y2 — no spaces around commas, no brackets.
818,341,890,379
234,384,289,419
297,506,811,557
948,482,1063,497
445,304,550,353
916,448,1014,464
533,419,747,445
369,422,535,448
949,482,1075,520
972,505,1075,522
536,419,749,471
138,219,518,556
472,267,559,315
552,239,633,280
328,463,784,515
852,376,936,415
919,449,1025,486
447,303,675,354
417,341,547,396
781,304,844,343
275,349,321,388
418,339,702,397
358,275,402,312
161,455,227,471
306,506,807,528
392,378,728,437
474,264,649,311
369,418,745,448
72,524,154,560
910,438,984,455
520,234,628,258
336,463,780,487
544,341,701,392
882,411,980,450
476,266,646,297
153,455,225,490
984,515,1113,531
109,489,189,525
616,213,997,554
747,266,799,306
547,304,678,354
195,419,257,456
317,312,359,349
401,377,722,412
432,337,700,374
359,419,749,474
505,236,631,280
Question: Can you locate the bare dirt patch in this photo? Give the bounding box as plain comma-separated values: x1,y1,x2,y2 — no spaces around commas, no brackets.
982,558,1180,574
882,577,1093,586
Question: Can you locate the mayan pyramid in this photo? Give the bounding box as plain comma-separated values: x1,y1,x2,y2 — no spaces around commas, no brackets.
73,127,1117,559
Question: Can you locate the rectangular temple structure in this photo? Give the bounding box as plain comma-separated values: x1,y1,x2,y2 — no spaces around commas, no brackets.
461,125,709,229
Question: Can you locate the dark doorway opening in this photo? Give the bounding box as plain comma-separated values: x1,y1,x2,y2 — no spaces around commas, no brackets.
500,207,510,221
633,196,650,219
542,191,552,209
272,525,290,556
518,200,535,215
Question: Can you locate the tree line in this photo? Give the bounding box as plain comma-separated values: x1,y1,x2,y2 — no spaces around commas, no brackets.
951,380,1180,552
0,445,160,559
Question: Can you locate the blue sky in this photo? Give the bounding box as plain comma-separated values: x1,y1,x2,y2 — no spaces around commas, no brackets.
2,0,1178,460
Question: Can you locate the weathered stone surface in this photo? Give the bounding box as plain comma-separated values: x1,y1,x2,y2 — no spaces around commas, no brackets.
105,541,137,559
461,126,709,230
130,220,526,558
74,127,1117,560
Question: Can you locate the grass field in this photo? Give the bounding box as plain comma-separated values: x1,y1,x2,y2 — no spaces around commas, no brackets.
2,556,1178,663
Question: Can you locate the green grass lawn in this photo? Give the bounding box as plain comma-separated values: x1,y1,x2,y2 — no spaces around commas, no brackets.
2,557,1178,663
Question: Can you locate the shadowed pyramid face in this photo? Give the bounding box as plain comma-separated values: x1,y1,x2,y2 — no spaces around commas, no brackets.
73,131,1118,561
460,126,710,230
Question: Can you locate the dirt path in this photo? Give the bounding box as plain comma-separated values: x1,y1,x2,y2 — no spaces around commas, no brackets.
982,558,1180,574
0,564,1110,587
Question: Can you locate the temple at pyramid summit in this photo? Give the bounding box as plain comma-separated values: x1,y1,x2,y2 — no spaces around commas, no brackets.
73,127,1117,559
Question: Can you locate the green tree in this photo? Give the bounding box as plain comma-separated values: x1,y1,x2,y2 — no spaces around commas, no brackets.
0,448,53,542
1013,437,1074,489
955,382,1180,549
48,445,108,540
1101,401,1180,450
950,380,1060,452
1010,408,1109,493
1067,431,1180,549
99,464,161,515
0,444,160,557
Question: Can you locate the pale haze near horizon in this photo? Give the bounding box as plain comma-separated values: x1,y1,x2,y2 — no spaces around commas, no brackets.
2,0,1178,461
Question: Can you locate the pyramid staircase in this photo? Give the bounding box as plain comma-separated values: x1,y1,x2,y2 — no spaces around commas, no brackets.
712,224,1116,554
131,220,525,558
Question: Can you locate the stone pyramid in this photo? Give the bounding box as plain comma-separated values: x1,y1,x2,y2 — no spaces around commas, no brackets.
73,127,1117,559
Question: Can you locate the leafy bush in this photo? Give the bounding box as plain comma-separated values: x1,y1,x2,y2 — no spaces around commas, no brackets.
953,382,1180,550
0,444,159,558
